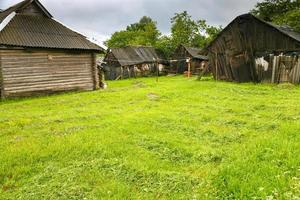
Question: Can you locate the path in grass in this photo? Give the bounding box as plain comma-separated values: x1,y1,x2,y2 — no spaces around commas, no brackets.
0,76,300,199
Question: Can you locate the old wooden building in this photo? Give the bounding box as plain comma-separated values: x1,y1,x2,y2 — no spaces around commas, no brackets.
0,0,103,98
104,46,167,80
171,45,208,74
206,13,300,83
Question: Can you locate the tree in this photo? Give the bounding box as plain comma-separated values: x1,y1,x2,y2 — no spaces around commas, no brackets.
205,25,223,45
105,31,136,48
105,16,161,48
105,12,222,57
170,11,222,49
170,11,198,47
273,9,300,31
155,36,174,58
251,0,300,31
126,16,155,31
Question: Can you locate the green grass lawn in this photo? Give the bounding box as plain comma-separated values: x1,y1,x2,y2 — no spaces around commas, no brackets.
0,76,300,199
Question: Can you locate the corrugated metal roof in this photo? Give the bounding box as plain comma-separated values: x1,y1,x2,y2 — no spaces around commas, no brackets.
106,46,164,66
0,0,103,51
0,14,102,51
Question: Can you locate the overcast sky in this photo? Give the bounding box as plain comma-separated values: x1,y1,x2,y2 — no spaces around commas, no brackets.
0,0,260,47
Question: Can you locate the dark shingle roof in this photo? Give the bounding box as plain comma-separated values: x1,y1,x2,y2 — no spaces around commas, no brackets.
182,45,208,60
261,21,300,43
0,0,103,51
106,46,164,66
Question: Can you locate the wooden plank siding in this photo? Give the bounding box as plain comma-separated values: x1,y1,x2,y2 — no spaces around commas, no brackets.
207,14,300,83
0,49,98,98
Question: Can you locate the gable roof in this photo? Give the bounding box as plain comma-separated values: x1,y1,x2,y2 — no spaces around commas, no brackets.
182,45,208,60
0,0,103,51
105,46,164,66
0,0,52,23
206,13,300,49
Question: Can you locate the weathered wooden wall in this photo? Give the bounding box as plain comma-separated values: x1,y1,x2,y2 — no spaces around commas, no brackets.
104,52,121,80
19,2,46,17
207,14,300,83
0,49,98,98
172,45,206,74
104,51,163,80
256,55,300,84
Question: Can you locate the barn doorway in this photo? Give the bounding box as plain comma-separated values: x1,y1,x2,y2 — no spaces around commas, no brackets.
230,54,252,82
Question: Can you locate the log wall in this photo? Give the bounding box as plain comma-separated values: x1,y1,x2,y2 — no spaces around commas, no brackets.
0,49,98,98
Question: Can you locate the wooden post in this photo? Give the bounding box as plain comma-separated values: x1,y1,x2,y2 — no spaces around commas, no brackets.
128,66,131,79
215,52,218,80
92,53,99,90
271,56,277,83
188,58,191,78
121,66,123,80
156,61,159,82
0,52,4,99
153,58,159,82
186,57,191,78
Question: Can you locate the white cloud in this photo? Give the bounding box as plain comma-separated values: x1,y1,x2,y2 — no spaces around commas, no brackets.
1,0,260,45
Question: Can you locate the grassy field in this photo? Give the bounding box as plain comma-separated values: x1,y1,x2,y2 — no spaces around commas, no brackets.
0,76,300,199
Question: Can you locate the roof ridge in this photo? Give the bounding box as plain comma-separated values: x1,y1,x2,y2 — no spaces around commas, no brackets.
0,0,52,23
0,12,103,51
206,13,300,49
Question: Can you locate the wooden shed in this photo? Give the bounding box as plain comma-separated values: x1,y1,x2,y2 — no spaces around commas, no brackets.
104,46,167,80
0,0,103,98
205,13,300,83
171,45,208,74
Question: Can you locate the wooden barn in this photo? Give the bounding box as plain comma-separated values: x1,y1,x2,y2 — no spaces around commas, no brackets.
205,13,300,83
104,46,167,80
0,0,103,98
171,44,208,74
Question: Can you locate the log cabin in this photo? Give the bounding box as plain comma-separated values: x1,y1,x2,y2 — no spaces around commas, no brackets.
171,44,208,74
205,13,300,84
0,0,104,98
104,46,167,80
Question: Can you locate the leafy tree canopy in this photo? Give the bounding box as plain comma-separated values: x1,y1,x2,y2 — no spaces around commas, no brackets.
170,11,222,53
251,0,300,31
105,16,161,48
105,12,222,57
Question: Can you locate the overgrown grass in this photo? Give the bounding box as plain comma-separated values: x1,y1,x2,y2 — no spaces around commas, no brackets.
0,76,300,199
